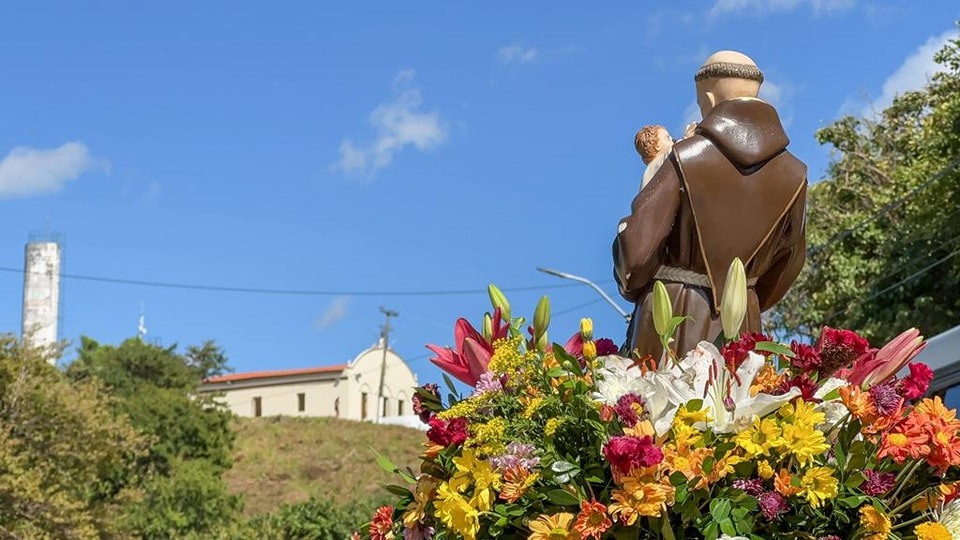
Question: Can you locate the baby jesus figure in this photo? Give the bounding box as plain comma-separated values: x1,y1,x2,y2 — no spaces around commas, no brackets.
634,125,675,190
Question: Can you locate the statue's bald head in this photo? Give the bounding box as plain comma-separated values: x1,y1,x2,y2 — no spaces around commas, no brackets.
695,50,763,118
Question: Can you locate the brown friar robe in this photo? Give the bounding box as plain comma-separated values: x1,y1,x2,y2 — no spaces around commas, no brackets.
613,97,807,359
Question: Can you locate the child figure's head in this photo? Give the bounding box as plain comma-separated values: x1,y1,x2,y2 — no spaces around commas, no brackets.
634,125,673,164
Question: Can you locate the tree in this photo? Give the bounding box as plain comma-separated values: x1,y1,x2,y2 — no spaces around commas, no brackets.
66,337,240,537
774,28,960,344
0,336,144,538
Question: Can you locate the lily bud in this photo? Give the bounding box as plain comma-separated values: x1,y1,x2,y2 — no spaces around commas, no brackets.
580,318,594,341
720,257,748,341
482,313,493,342
536,333,549,353
652,281,672,337
534,296,550,339
487,284,511,320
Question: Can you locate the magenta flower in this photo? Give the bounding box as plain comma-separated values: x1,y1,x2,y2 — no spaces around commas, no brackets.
900,362,934,400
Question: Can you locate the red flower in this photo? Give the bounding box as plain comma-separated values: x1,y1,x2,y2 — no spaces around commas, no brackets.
426,308,507,386
817,327,871,377
602,436,663,475
614,393,645,428
900,362,934,401
773,374,818,402
426,416,469,447
789,342,822,371
595,338,620,356
369,505,394,540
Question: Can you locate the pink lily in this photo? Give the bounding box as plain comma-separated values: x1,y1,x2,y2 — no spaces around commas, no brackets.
564,332,584,357
846,328,927,387
426,309,508,387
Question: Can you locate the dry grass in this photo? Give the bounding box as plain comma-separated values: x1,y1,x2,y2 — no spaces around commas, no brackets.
225,416,425,516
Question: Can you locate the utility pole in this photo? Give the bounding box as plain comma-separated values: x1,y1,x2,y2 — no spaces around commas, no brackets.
376,306,399,423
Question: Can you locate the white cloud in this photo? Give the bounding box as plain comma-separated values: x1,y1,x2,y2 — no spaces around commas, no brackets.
863,29,958,116
314,296,350,330
0,142,106,198
710,0,854,16
334,71,447,178
498,44,538,64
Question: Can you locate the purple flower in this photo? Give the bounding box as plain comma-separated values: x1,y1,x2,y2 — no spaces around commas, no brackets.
489,442,540,471
869,382,901,416
757,491,789,520
818,536,841,540
732,478,764,496
404,525,435,540
614,393,645,428
861,470,896,496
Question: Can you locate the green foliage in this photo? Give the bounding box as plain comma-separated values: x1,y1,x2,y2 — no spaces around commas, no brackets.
0,336,145,538
66,337,240,537
775,27,960,343
245,496,377,539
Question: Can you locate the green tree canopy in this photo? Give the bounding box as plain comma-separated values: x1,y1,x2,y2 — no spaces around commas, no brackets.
774,28,960,344
66,337,240,538
0,337,144,538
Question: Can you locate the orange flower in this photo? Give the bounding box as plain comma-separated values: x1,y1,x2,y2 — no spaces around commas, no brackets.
573,499,612,540
839,385,877,423
500,467,539,503
528,512,580,540
750,364,785,396
369,505,394,540
774,469,801,497
608,471,675,523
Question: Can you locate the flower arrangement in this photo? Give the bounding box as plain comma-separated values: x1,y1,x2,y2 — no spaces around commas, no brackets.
365,263,958,540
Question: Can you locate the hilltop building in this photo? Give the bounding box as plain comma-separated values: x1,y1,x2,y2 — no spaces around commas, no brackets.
199,339,418,424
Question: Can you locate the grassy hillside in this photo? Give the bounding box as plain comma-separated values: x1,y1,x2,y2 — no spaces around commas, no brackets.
225,416,425,516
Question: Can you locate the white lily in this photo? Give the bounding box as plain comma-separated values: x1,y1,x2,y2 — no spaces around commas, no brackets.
594,342,799,436
813,376,850,434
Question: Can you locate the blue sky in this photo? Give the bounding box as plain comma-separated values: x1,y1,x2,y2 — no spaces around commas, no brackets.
0,1,956,386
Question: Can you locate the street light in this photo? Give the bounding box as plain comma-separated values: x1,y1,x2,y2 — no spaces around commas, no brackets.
536,267,631,323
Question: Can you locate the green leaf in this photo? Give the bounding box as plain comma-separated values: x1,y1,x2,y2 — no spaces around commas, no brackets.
709,498,732,521
384,484,411,498
550,461,578,474
441,373,460,402
753,341,795,357
370,446,398,474
545,489,580,506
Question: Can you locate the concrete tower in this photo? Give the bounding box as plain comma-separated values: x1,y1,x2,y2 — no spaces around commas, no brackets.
21,234,62,360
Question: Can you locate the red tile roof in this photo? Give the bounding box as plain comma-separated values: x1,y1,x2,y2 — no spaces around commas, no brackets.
204,364,347,384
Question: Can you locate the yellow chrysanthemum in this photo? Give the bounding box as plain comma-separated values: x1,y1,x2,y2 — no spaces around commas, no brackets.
757,460,774,480
435,482,480,540
916,522,953,540
403,475,439,528
779,399,826,428
449,449,501,512
780,422,829,466
734,416,783,458
799,467,838,508
860,506,892,540
528,512,579,540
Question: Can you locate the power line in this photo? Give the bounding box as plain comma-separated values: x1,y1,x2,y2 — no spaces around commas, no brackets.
0,264,609,297
808,156,960,257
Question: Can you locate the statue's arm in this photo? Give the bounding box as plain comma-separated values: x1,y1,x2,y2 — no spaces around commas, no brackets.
612,156,682,303
756,183,808,311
